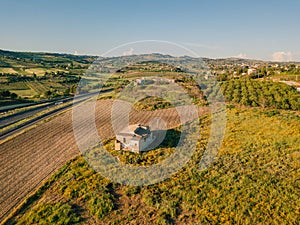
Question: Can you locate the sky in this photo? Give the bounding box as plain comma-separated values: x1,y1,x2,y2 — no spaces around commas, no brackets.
0,0,299,61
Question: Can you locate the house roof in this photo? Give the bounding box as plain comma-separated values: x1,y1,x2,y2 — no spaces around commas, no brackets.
131,124,150,136
117,124,151,140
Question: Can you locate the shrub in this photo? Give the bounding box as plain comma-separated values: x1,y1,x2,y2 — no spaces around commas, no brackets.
88,195,114,219
16,203,81,225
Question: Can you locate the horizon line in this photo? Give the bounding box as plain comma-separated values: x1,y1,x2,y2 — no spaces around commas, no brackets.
1,48,299,63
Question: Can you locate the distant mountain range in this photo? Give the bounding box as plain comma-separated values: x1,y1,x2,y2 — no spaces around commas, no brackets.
1,49,297,65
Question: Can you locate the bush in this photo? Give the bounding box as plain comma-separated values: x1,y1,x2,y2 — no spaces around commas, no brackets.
88,195,114,219
156,212,174,225
124,186,141,196
16,203,81,225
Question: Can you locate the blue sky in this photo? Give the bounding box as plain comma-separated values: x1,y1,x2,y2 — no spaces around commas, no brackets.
0,0,299,61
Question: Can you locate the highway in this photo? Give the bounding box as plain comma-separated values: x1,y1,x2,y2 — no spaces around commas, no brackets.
0,89,113,140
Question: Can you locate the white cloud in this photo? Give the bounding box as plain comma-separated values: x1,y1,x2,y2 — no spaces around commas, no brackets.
74,50,78,55
235,53,247,59
123,47,134,56
271,51,293,62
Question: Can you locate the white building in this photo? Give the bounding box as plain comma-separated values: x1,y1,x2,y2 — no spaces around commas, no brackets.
247,68,257,75
115,124,154,153
134,78,146,86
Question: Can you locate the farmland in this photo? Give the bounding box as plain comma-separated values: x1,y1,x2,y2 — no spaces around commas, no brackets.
3,105,299,225
3,0,300,222
0,99,205,223
0,51,300,224
0,49,97,105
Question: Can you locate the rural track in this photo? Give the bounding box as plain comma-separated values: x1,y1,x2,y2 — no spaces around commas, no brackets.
0,99,208,222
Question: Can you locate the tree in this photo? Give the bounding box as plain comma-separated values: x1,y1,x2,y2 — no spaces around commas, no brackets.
63,87,70,96
10,92,18,99
232,89,241,103
44,90,52,98
0,90,11,98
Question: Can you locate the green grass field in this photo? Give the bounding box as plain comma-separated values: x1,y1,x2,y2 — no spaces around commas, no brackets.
11,89,37,98
0,68,18,74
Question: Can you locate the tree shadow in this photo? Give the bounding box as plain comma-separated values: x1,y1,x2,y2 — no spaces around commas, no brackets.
150,128,181,150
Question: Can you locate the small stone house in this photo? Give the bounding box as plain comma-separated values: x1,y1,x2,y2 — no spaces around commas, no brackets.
115,124,154,153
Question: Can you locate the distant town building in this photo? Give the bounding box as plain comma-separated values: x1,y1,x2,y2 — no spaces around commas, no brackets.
134,78,146,86
115,124,154,153
247,68,257,75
